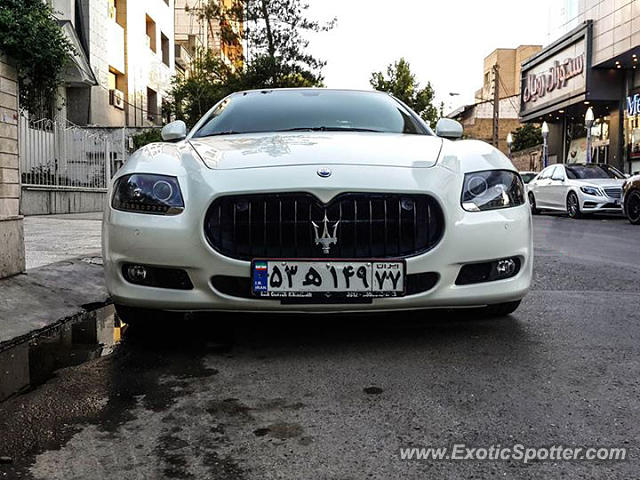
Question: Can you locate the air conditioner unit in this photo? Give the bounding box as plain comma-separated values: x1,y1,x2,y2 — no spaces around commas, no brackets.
109,89,125,110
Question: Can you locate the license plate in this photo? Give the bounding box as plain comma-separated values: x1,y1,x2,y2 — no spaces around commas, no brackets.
252,260,406,298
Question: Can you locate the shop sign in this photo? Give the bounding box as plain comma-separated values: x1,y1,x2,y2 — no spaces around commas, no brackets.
521,39,587,115
627,94,640,117
523,54,585,103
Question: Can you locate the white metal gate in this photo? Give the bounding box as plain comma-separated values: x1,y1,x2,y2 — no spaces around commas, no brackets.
18,112,119,190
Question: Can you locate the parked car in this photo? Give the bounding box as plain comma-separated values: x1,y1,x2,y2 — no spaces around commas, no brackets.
520,171,538,185
622,173,640,224
527,163,626,218
520,171,538,193
103,88,532,324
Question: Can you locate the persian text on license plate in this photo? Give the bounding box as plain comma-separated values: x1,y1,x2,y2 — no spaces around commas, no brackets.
252,260,405,298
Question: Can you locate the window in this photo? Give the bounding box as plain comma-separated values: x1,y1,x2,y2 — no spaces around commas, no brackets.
193,90,430,138
538,167,553,179
146,15,157,52
109,0,126,27
566,164,626,180
161,32,170,66
551,166,565,181
147,87,158,123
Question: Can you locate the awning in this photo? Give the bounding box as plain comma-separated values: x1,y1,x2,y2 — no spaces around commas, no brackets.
58,20,97,87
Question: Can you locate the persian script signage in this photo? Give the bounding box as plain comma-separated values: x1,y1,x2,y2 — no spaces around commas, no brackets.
523,55,585,102
521,39,587,115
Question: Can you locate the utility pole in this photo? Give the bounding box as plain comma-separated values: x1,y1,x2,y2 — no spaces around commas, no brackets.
492,64,500,148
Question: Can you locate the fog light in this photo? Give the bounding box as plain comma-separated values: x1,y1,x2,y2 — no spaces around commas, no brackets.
496,259,517,278
127,265,148,282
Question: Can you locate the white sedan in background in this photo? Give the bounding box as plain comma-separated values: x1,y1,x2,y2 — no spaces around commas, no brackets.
527,163,626,218
103,88,532,324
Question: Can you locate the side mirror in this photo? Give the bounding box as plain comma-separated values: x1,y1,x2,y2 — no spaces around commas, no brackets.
435,118,463,140
161,120,187,142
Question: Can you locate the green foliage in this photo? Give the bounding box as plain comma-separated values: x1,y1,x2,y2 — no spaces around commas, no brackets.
166,53,239,128
244,0,336,84
167,0,335,128
511,124,543,152
0,0,74,117
131,129,163,150
370,58,439,128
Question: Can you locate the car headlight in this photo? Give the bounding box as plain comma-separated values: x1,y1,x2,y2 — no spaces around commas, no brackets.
580,186,603,196
112,174,184,215
461,170,525,212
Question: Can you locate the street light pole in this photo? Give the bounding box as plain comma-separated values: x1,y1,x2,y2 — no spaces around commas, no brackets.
541,121,549,169
506,132,513,160
585,107,595,164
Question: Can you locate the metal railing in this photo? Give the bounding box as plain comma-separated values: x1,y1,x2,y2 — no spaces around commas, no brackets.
18,112,118,190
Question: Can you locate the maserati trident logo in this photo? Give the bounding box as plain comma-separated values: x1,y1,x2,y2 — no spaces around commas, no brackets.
312,212,340,254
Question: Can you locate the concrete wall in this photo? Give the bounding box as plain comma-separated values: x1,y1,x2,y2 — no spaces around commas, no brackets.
20,188,106,216
512,145,544,172
0,54,25,278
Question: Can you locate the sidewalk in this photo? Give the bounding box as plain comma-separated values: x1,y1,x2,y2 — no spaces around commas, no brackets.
0,213,109,350
23,212,103,269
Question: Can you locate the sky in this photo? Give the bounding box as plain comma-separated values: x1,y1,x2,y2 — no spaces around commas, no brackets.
306,0,557,114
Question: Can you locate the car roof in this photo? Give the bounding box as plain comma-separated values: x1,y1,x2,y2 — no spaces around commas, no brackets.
566,163,607,167
231,87,390,96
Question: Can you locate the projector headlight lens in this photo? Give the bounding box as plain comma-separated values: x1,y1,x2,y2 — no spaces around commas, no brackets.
461,170,525,212
112,174,184,215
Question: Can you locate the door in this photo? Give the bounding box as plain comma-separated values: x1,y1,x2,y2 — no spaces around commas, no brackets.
549,165,568,209
532,166,554,208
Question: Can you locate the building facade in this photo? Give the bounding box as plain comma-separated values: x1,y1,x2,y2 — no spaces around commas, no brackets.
52,0,176,127
520,1,640,174
174,0,243,78
450,45,542,156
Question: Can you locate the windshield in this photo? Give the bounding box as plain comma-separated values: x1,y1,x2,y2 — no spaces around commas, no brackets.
520,173,537,184
566,164,626,180
192,90,430,138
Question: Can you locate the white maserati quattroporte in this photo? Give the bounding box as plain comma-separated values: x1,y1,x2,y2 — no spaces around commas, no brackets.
103,89,532,323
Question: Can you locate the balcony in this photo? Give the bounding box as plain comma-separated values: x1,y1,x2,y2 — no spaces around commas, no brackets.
175,44,192,70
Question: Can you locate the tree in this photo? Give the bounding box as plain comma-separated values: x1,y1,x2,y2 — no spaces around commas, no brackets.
370,58,439,128
511,124,543,152
166,52,241,127
167,0,336,127
0,0,74,117
184,0,335,85
244,0,336,84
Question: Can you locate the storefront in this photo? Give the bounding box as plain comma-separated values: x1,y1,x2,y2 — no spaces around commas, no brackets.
625,77,640,174
520,21,632,172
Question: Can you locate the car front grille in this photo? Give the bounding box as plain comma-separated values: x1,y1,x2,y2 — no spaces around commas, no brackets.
204,192,444,260
604,187,622,199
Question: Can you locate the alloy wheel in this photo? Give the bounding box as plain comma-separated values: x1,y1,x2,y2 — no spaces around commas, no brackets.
567,192,580,218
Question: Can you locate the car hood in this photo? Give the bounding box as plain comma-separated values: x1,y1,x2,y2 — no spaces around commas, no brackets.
188,132,443,170
573,178,625,188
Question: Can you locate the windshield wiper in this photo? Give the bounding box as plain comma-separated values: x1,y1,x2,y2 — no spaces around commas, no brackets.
276,126,384,133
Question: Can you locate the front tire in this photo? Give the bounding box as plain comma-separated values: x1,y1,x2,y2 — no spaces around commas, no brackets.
482,300,522,318
528,192,539,215
567,191,582,219
625,190,640,225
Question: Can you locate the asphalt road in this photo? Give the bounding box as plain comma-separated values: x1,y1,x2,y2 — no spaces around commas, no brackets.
1,214,640,479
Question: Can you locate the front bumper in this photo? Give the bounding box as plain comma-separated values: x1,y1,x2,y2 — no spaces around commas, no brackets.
580,191,623,213
103,202,533,313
